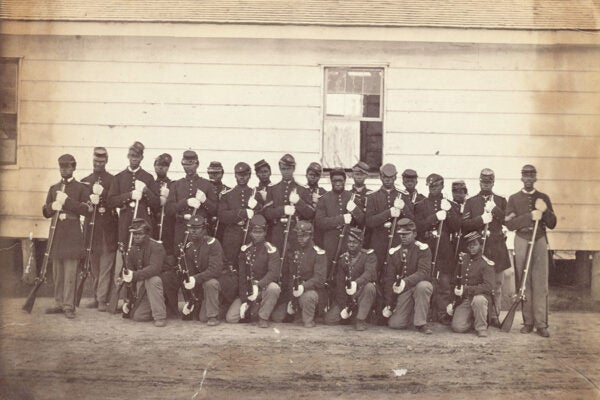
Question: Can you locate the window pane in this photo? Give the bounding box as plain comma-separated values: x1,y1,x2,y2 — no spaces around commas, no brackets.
322,119,360,169
363,70,382,95
363,95,380,118
360,121,383,171
346,74,363,94
0,88,16,113
326,93,364,117
0,113,17,164
326,69,346,94
0,62,17,89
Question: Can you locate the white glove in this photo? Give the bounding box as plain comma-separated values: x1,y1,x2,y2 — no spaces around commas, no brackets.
247,197,258,210
182,302,194,316
51,201,62,211
160,196,167,206
312,192,320,204
481,212,493,224
287,301,296,315
246,209,255,219
446,303,454,316
340,306,353,320
134,180,146,192
122,302,130,315
535,198,548,212
293,284,304,298
160,186,169,197
394,197,405,210
531,209,543,221
239,302,249,319
55,191,68,205
122,269,133,283
92,183,103,195
90,194,100,205
484,199,495,213
436,210,447,221
390,207,401,218
345,281,357,296
248,284,259,302
382,305,393,318
441,198,451,211
187,197,201,209
343,213,352,225
289,190,300,205
195,190,207,204
392,279,406,294
454,285,463,297
284,205,296,216
131,190,142,201
184,276,196,290
346,200,357,212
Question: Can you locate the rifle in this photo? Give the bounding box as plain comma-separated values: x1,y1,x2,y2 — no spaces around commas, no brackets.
288,250,303,315
379,211,399,283
23,182,65,313
428,198,451,321
278,190,295,281
328,224,348,286
447,252,465,316
241,187,258,247
75,200,97,307
389,248,407,312
240,249,256,321
340,253,357,320
177,241,201,318
157,181,167,243
361,196,369,241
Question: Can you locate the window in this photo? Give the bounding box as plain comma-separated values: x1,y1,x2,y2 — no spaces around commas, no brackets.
0,58,19,165
322,67,383,172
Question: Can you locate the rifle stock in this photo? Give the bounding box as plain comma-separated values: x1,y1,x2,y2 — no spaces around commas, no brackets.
75,201,97,307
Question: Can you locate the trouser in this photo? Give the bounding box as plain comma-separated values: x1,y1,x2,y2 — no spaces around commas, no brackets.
433,272,451,320
160,269,180,318
271,290,319,324
131,276,167,321
514,235,549,329
52,258,78,312
491,271,504,318
225,282,281,322
324,282,376,325
197,279,221,322
451,295,488,333
90,237,115,304
389,281,433,329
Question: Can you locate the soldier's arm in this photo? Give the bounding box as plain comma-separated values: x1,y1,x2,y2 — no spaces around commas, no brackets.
356,251,377,288
62,184,92,216
133,242,165,281
194,240,224,283
294,186,316,220
238,253,248,301
262,189,284,221
541,194,557,229
202,182,219,217
414,203,438,233
218,193,244,224
404,247,432,288
143,176,160,208
445,205,461,233
466,264,494,297
365,195,393,228
504,195,531,231
107,176,132,209
257,247,281,289
303,253,327,290
42,186,56,218
491,197,506,222
314,197,344,230
382,253,396,306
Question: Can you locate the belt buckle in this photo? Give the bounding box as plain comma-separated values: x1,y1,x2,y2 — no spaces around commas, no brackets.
98,207,106,214
184,214,191,221
383,221,391,229
59,212,67,221
129,201,136,208
280,217,288,224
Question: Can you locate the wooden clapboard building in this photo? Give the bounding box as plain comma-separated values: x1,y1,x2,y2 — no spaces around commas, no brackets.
0,1,599,265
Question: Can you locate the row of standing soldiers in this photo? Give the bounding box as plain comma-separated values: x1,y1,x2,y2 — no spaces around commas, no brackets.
43,141,557,337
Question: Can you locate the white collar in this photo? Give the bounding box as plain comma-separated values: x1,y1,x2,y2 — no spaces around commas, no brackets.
522,188,537,195
128,166,141,173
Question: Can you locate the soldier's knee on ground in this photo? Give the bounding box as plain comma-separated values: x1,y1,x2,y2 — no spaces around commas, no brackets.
415,281,433,296
362,282,376,299
270,302,288,322
299,290,318,308
225,298,242,323
265,282,281,296
324,305,342,325
388,315,409,330
471,295,488,309
203,278,220,292
451,315,471,333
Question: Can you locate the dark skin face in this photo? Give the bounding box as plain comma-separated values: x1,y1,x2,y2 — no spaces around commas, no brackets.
428,181,444,197
235,171,251,186
127,151,142,170
331,175,346,193
132,230,149,246
480,180,494,194
296,230,312,249
403,176,417,192
279,164,295,181
399,230,416,246
59,165,75,180
93,159,107,174
189,225,207,242
452,190,467,204
256,166,271,184
306,171,320,187
380,173,396,190
467,239,482,257
521,174,537,191
346,236,362,256
208,171,223,183
183,162,198,178
154,164,169,179
249,226,267,244
352,170,367,187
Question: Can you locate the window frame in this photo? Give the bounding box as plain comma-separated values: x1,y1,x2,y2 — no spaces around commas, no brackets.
0,57,21,168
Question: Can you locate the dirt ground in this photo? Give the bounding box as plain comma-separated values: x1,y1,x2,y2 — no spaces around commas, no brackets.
1,298,599,400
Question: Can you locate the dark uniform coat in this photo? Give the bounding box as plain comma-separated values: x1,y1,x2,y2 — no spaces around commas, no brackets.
107,168,160,246
185,236,225,283
208,181,230,242
305,184,327,246
42,178,91,259
237,241,281,302
151,176,175,255
505,190,557,241
279,243,327,304
351,185,374,247
452,253,495,304
383,241,431,307
402,189,426,215
332,248,377,308
127,237,165,282
82,171,118,253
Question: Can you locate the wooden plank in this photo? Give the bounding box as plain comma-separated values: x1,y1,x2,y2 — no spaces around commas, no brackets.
386,132,600,159
592,253,600,300
20,81,322,107
386,90,600,115
20,102,321,130
386,111,600,137
21,59,320,87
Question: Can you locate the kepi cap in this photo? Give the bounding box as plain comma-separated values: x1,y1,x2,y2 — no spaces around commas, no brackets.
234,162,251,174
249,214,267,227
181,150,198,165
306,162,322,176
254,159,271,171
329,168,346,180
154,153,172,167
187,215,206,228
452,180,467,192
380,163,397,177
396,218,416,233
129,218,151,233
279,154,296,167
426,173,444,186
58,153,76,167
352,161,370,174
402,169,418,178
294,220,313,233
207,161,224,173
480,168,495,183
347,227,363,241
128,141,144,157
463,231,482,243
93,147,108,161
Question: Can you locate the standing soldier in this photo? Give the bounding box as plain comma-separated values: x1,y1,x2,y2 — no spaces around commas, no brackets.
165,150,218,253
262,154,314,253
305,162,327,246
450,180,468,254
152,153,175,256
81,147,118,312
350,161,373,247
505,165,556,337
107,141,160,254
207,161,230,241
254,159,272,193
449,231,495,337
272,221,327,328
225,215,281,327
414,173,461,323
383,218,434,334
324,227,377,331
43,154,92,318
401,169,425,211
462,169,511,327
218,162,260,267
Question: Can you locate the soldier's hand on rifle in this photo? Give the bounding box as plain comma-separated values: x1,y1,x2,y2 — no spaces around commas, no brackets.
51,201,62,211
535,198,548,212
393,279,405,294
56,191,68,205
345,281,357,295
343,213,352,224
289,189,300,205
454,285,463,297
481,212,493,224
182,302,194,316
196,189,207,204
184,276,196,290
382,305,393,318
287,301,296,315
246,209,255,219
531,209,543,221
122,269,133,283
160,186,169,197
131,190,142,201
90,194,100,205
247,196,258,210
239,302,249,319
187,197,201,209
160,196,167,206
284,205,296,216
436,210,447,221
92,183,103,195
394,197,405,210
122,302,130,315
293,284,304,298
340,306,353,320
248,284,259,301
390,207,401,218
484,199,496,213
446,303,454,316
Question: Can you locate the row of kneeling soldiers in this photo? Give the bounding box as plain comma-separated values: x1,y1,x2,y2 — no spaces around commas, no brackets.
40,141,557,338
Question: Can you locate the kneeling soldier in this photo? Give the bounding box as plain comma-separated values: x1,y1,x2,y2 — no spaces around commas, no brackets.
448,231,495,337
383,218,434,334
226,215,281,327
121,219,167,327
181,215,226,326
324,227,377,331
272,221,327,328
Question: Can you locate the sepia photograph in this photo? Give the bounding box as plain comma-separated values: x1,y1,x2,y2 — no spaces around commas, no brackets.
0,1,599,399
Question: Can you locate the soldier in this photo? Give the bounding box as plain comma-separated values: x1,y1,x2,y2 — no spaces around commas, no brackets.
81,147,118,312
383,218,434,334
324,227,377,331
414,173,461,323
462,169,511,327
305,162,327,246
505,164,556,338
262,154,315,253
206,161,230,241
218,162,260,267
225,215,281,327
272,221,327,328
254,159,272,201
120,219,167,327
450,180,468,254
448,231,495,337
350,161,373,247
107,141,160,253
152,153,175,255
43,154,92,319
165,150,217,254
401,169,425,210
181,215,227,326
